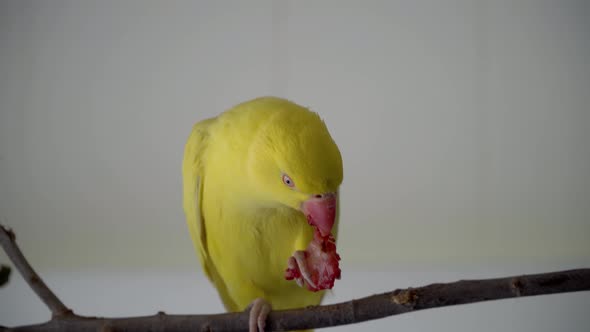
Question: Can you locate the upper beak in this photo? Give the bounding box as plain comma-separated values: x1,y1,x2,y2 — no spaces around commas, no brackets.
301,192,337,237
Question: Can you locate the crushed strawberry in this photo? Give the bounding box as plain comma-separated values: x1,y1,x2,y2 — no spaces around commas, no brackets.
285,229,341,292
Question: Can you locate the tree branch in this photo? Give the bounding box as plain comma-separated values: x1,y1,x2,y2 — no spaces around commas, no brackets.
0,265,11,287
0,225,72,318
1,224,589,332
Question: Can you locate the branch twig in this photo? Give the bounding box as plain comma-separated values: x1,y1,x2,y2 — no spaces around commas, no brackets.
0,265,11,287
1,224,589,332
0,225,72,317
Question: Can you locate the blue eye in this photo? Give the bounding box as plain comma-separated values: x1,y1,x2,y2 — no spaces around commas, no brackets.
282,174,295,187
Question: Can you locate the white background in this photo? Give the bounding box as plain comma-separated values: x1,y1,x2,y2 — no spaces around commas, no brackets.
1,1,589,331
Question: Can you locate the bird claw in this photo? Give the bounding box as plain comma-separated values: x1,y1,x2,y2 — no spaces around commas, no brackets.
285,233,341,291
286,250,317,289
247,298,271,332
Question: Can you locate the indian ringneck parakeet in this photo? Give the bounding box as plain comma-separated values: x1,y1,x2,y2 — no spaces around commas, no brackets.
182,97,343,332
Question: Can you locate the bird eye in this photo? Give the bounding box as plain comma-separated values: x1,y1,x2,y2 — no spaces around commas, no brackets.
282,174,295,187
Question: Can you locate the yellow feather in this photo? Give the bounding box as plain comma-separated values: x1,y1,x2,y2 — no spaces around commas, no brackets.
182,97,343,315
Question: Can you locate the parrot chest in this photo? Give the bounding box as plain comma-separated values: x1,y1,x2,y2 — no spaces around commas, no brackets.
204,201,314,294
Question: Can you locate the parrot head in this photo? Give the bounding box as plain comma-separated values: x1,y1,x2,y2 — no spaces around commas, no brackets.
246,98,343,237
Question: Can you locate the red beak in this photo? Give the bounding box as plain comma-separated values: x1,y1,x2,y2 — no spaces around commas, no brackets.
302,193,337,237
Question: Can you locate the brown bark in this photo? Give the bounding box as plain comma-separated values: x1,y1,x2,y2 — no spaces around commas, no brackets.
1,225,589,332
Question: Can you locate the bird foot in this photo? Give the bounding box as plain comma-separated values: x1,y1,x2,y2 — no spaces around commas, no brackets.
246,298,271,332
286,250,317,289
285,232,341,292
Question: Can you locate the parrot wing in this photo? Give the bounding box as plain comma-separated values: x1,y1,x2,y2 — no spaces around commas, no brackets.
182,119,212,273
182,118,237,310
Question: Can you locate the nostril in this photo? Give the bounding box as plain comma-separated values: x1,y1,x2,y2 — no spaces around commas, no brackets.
314,194,323,199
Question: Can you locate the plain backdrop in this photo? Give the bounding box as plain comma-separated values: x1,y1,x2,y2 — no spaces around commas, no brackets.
1,1,589,331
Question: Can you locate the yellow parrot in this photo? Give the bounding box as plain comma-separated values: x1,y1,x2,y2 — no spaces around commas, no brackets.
182,97,343,332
